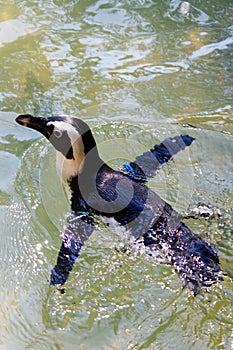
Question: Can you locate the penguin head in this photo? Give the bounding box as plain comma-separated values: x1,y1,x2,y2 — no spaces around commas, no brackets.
16,114,98,181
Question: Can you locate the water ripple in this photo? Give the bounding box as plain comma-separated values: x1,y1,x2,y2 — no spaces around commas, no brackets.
0,1,233,349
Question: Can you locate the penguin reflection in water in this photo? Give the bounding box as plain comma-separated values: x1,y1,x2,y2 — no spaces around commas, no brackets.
16,114,222,295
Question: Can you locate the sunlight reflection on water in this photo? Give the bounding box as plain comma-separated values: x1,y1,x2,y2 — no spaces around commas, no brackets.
0,0,232,349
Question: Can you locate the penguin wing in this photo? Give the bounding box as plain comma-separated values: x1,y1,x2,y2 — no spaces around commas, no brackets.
50,213,95,287
121,135,195,183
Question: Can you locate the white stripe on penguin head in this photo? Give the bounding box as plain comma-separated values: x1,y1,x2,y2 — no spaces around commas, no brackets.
47,120,85,182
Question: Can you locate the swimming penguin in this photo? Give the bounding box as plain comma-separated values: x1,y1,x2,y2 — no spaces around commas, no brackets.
16,114,222,295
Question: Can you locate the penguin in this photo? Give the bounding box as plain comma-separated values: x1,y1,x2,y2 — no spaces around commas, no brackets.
16,114,222,295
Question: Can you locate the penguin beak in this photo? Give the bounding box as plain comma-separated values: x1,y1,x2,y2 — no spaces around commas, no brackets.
16,114,52,138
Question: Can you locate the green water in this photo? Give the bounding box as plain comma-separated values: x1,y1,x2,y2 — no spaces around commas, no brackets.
0,1,232,349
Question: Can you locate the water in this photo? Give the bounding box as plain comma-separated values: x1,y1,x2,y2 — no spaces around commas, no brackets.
0,1,233,349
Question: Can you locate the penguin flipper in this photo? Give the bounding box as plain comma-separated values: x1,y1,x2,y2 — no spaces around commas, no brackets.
122,135,195,183
50,213,94,287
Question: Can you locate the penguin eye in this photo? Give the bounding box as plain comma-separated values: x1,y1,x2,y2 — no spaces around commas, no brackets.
53,129,63,138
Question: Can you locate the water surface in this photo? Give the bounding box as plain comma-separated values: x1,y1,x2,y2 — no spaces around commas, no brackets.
0,1,232,349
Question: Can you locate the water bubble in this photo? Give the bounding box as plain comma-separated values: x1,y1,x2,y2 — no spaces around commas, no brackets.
35,243,42,251
180,2,190,16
